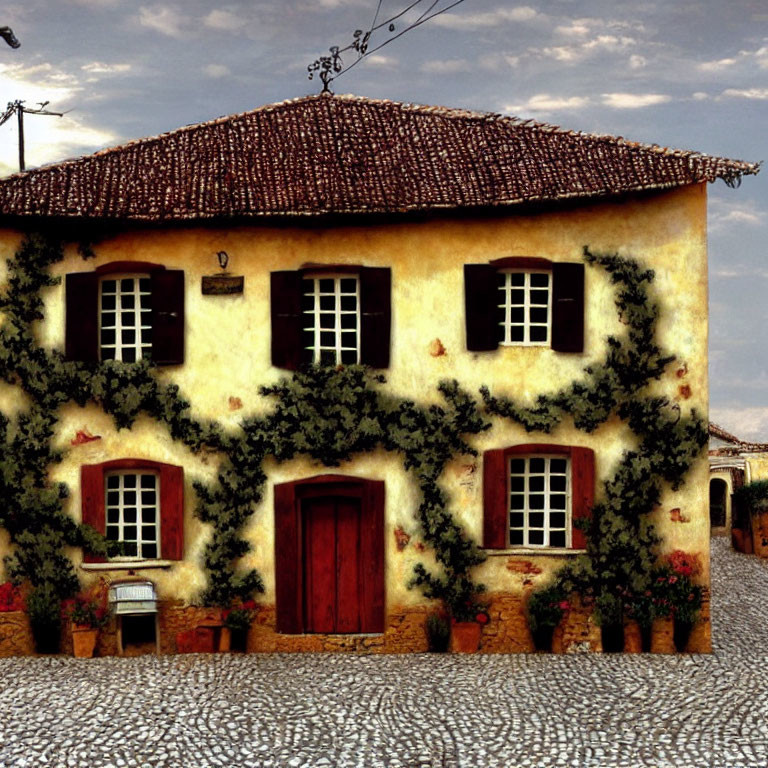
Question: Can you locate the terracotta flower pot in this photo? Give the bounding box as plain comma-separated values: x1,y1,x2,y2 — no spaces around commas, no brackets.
218,627,231,652
72,626,98,658
450,621,481,653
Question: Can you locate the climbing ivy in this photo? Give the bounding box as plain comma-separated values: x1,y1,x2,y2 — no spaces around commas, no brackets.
482,248,707,628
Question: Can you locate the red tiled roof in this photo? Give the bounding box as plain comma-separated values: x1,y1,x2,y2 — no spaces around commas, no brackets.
0,93,759,222
709,422,768,452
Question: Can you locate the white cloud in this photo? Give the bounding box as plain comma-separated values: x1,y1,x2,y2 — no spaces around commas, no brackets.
203,10,241,31
421,59,471,74
692,91,709,101
601,92,671,109
698,57,737,72
629,54,646,69
81,62,131,74
203,64,230,78
710,199,765,231
478,53,519,70
504,94,590,114
555,21,591,37
538,34,636,63
362,54,397,69
432,6,539,30
138,6,188,38
720,87,768,100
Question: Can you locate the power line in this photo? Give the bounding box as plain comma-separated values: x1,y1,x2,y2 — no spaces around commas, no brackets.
307,0,467,93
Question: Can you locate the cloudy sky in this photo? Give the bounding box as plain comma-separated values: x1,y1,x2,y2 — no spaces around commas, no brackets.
0,0,766,436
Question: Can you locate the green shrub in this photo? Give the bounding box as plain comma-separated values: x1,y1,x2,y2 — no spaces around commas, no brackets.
26,584,61,654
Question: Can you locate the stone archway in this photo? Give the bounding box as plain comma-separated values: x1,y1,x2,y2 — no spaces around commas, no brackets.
710,477,728,530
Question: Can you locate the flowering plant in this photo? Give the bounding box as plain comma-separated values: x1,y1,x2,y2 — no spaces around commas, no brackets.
0,582,25,612
223,599,257,633
64,593,109,629
650,552,704,627
526,585,570,633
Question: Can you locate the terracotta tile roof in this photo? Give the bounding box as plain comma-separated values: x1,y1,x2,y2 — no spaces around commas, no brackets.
0,93,759,222
709,422,768,453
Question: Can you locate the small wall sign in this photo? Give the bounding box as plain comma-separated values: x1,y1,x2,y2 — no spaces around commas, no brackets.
202,275,244,295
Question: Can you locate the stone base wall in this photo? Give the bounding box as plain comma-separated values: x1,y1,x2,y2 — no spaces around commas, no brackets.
0,592,712,656
0,611,34,656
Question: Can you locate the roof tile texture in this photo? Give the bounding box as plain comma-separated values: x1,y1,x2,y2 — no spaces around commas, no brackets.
0,93,758,221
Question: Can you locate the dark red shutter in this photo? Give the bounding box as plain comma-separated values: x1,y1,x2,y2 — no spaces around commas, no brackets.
483,449,508,548
465,264,499,351
270,271,303,371
570,446,595,549
274,481,301,633
65,272,99,362
359,268,391,368
551,262,584,353
160,464,184,560
151,270,185,365
360,479,385,633
81,464,106,563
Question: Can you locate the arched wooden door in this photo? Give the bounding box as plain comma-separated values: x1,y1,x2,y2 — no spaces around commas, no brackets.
274,475,385,634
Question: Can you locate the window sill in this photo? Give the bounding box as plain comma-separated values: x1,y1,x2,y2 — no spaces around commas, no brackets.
483,548,586,556
80,560,174,571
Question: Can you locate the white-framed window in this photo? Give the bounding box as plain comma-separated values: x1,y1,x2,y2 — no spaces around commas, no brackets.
496,270,551,345
105,471,160,559
300,275,361,365
508,455,570,548
99,274,152,362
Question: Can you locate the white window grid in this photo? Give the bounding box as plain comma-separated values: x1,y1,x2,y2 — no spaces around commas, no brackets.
105,471,160,559
497,270,551,346
508,455,570,548
99,274,152,362
301,275,361,365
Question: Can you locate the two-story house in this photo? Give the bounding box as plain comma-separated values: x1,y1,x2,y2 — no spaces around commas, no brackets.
0,93,757,655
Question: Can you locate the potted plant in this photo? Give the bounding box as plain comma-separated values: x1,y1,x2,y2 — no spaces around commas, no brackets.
652,551,704,652
623,586,654,652
526,585,569,652
65,591,109,658
27,584,62,655
595,592,624,653
222,599,257,652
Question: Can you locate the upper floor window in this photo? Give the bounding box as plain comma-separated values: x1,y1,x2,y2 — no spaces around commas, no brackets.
483,444,594,551
271,266,390,370
497,270,551,346
65,262,184,365
465,257,584,353
99,275,153,362
301,275,361,365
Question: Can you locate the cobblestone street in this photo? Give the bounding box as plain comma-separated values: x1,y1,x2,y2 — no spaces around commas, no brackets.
0,536,765,768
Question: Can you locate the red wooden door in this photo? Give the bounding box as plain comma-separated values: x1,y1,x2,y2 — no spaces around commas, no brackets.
302,495,362,634
275,475,385,635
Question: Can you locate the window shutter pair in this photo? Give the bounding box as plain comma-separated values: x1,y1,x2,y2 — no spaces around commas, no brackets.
65,269,185,365
482,445,594,549
270,267,391,370
464,262,584,352
81,460,184,562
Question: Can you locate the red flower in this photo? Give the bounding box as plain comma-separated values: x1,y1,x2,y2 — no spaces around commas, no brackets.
475,612,489,625
668,576,678,584
242,600,257,612
222,608,231,620
558,600,570,611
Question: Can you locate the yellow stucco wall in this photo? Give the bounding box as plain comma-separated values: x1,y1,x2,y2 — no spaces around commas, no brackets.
0,183,709,608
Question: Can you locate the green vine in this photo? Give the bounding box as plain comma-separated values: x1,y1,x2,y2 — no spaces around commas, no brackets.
482,247,707,628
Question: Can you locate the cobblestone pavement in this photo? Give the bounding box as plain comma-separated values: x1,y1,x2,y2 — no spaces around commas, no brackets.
0,536,766,768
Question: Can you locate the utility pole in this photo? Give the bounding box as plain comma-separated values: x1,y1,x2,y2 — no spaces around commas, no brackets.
0,101,64,171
